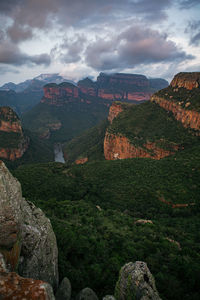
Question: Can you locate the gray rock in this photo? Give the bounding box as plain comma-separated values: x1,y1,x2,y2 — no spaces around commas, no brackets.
103,296,116,300
0,161,59,289
56,277,71,300
114,261,161,300
76,287,99,300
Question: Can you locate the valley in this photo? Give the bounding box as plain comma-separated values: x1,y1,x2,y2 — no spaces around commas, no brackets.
0,71,200,300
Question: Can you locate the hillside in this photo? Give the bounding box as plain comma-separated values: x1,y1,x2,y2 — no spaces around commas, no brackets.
63,72,199,164
13,141,200,299
22,82,110,142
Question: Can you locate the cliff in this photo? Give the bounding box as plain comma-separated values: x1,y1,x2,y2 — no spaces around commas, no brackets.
104,132,177,160
41,82,79,105
170,72,200,90
104,100,196,161
151,72,200,131
0,106,22,133
77,73,168,103
0,106,29,160
0,161,58,289
108,102,124,123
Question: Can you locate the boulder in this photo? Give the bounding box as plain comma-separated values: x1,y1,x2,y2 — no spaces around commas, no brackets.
0,253,55,300
0,161,58,289
115,261,161,300
56,277,71,300
76,287,99,300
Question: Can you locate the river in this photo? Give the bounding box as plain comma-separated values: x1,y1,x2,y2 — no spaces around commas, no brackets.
54,144,65,163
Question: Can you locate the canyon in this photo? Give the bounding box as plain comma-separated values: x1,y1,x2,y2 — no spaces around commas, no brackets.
0,107,29,160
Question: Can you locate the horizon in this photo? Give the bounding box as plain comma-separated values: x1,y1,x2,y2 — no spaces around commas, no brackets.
0,0,200,85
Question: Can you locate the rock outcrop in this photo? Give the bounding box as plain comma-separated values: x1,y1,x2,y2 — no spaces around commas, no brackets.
151,95,200,131
0,161,58,289
0,106,29,160
108,102,124,123
104,132,177,160
170,72,200,90
0,106,22,133
75,157,88,164
0,253,55,300
114,261,161,300
55,277,71,300
76,287,99,300
41,82,79,105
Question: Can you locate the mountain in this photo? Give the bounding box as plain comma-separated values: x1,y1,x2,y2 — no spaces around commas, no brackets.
78,73,168,102
9,71,200,299
0,106,29,160
0,73,71,93
22,82,110,142
63,72,200,164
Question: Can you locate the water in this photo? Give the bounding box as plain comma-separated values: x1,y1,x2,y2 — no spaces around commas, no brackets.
54,144,65,163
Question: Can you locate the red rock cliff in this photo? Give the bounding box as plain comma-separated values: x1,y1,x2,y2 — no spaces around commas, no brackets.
108,102,124,123
151,95,200,131
41,82,79,105
104,132,177,160
0,107,29,160
170,72,200,90
0,107,22,133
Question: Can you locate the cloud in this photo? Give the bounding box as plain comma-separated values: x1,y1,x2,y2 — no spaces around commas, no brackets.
85,25,194,71
0,41,51,66
7,24,33,43
51,34,86,63
0,0,172,32
179,0,200,9
185,20,200,46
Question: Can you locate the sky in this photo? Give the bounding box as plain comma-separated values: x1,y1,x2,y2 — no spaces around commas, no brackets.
0,0,199,85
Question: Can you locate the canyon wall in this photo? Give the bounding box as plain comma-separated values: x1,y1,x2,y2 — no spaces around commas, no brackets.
104,132,177,160
150,95,200,131
170,72,200,90
0,107,29,160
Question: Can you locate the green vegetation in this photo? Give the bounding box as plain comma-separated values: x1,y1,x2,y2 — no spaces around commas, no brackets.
155,86,200,112
108,101,198,150
0,89,43,115
4,130,54,169
63,120,108,163
22,100,109,143
0,132,22,148
13,140,200,299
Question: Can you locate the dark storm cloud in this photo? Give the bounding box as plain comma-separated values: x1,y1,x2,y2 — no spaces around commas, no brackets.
0,41,51,66
0,0,172,32
85,26,194,71
51,35,86,63
185,20,200,46
7,24,33,43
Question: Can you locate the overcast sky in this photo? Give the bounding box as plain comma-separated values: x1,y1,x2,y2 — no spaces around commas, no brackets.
0,0,199,85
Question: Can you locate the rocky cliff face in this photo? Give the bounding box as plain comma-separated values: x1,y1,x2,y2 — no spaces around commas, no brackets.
171,72,200,90
108,102,124,123
115,261,161,300
41,82,79,105
151,72,200,131
104,132,177,160
0,106,29,160
77,73,169,103
0,253,55,300
0,106,22,133
151,95,200,131
0,161,58,289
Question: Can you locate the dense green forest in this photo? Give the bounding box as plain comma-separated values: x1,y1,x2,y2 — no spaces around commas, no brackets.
13,141,200,299
22,99,109,143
